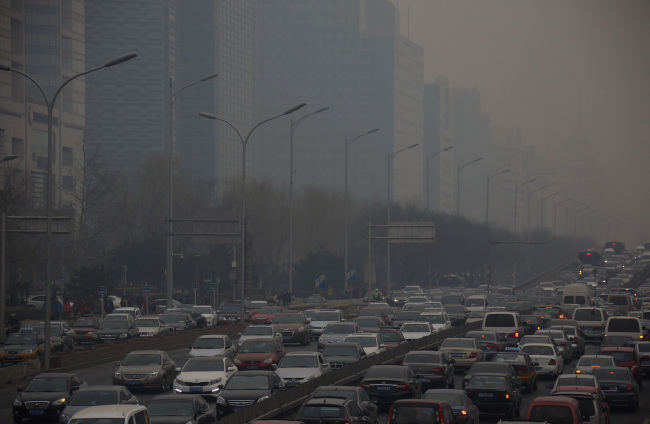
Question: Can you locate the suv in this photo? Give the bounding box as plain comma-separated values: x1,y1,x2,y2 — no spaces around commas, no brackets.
272,312,310,345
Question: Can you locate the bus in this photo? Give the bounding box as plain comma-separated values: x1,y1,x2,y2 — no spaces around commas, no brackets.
578,250,602,267
604,241,625,255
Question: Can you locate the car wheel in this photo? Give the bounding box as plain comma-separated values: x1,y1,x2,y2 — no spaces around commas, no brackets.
515,401,521,417
532,378,538,391
159,376,167,393
630,399,637,412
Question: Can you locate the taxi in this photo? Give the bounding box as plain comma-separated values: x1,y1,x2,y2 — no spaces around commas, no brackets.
0,329,51,364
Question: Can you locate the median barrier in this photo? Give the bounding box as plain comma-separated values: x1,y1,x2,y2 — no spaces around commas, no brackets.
219,320,482,424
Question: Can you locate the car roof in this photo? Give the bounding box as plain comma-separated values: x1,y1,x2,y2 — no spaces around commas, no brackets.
70,405,147,419
302,397,348,407
197,334,228,339
530,396,580,407
600,346,634,352
391,399,451,406
284,351,320,356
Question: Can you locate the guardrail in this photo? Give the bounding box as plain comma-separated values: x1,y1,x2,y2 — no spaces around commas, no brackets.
513,260,571,291
218,320,483,424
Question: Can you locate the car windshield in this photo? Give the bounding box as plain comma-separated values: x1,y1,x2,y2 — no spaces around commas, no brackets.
322,346,358,357
388,404,439,422
239,341,275,353
25,377,68,392
441,339,474,348
354,318,380,327
147,399,194,416
418,315,445,324
556,375,595,386
312,388,355,400
135,319,159,327
493,354,526,365
579,357,614,366
225,375,270,390
299,405,345,419
192,306,212,314
279,355,317,368
468,364,509,375
69,420,123,424
520,345,555,356
404,353,440,363
99,321,128,330
378,332,398,342
73,318,99,327
364,366,405,379
529,405,575,423
273,314,302,324
34,326,61,337
313,312,341,321
193,337,224,349
607,351,634,362
422,392,462,405
6,334,39,345
444,306,465,314
69,390,118,406
163,314,186,323
402,323,430,332
324,324,354,334
466,298,486,306
467,375,507,389
345,336,377,347
221,305,240,313
122,353,161,366
396,312,420,320
256,308,280,315
243,327,273,336
183,359,224,372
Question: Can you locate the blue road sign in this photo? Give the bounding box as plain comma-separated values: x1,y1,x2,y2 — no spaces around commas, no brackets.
192,283,199,291
98,286,107,295
211,283,218,291
143,285,151,293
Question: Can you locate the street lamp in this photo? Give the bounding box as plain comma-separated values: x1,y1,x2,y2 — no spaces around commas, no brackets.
166,73,218,310
386,143,419,295
554,197,573,235
526,185,548,233
456,157,483,216
199,102,306,324
289,107,329,293
485,168,510,225
565,203,583,235
1,52,137,369
513,178,535,233
540,191,560,230
0,155,19,344
344,128,379,294
425,146,454,211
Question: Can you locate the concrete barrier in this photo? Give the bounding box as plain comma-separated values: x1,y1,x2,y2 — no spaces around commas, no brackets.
0,359,41,384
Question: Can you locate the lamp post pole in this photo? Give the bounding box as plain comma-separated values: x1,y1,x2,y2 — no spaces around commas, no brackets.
0,155,19,344
540,191,560,230
513,178,535,233
485,168,510,225
554,197,573,235
456,157,483,216
425,146,454,212
344,128,379,294
289,107,329,293
565,203,582,235
166,73,218,310
387,143,419,294
1,53,137,369
199,103,306,324
526,185,548,233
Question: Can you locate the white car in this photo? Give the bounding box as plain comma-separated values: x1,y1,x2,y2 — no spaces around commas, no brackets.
134,317,170,337
273,351,331,387
173,356,237,397
189,334,235,359
192,305,218,327
416,312,452,331
343,333,386,356
574,355,617,375
519,343,564,377
237,325,283,349
399,322,436,341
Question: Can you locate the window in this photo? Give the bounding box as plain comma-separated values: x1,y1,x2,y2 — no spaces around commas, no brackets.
62,175,73,191
62,147,73,166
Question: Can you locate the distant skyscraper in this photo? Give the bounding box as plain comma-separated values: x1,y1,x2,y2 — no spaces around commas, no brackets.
255,0,424,204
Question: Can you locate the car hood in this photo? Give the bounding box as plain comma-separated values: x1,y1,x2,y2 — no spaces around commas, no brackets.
319,334,350,342
19,390,68,402
149,415,195,424
220,389,271,401
275,368,319,379
190,348,226,357
118,365,162,373
2,343,40,351
177,371,226,383
324,356,358,364
73,326,98,332
235,353,276,361
137,326,160,333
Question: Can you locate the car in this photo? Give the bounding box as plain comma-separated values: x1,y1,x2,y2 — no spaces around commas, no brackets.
248,300,270,315
574,355,617,376
416,311,452,331
173,355,236,398
67,404,149,424
462,362,522,391
520,315,544,335
402,350,455,390
58,385,138,424
169,306,208,328
549,324,587,357
308,385,378,424
534,329,572,363
368,302,396,323
547,373,600,392
352,316,387,332
295,397,370,424
386,399,456,424
357,307,391,326
217,303,248,324
625,340,650,375
550,390,610,424
465,330,505,360
591,366,640,410
26,294,62,309
422,389,480,424
304,294,327,305
112,306,142,320
317,321,362,350
188,334,235,359
13,372,88,423
444,305,469,326
525,396,584,423
516,334,555,353
464,373,522,419
161,312,197,331
237,325,283,350
273,351,331,387
147,393,216,424
272,312,310,345
303,309,318,322
94,318,140,343
321,342,367,369
386,290,409,307
71,316,103,345
465,310,488,324
309,309,346,340
399,321,436,341
392,310,421,328
216,371,286,418
251,306,283,325
491,352,538,391
0,331,49,365
359,365,422,406
519,343,563,377
134,316,170,337
598,346,643,387
113,350,177,392
33,325,71,352
437,337,485,369
191,305,218,327
153,298,181,312
343,333,386,356
233,338,285,371
600,335,634,348
376,328,406,349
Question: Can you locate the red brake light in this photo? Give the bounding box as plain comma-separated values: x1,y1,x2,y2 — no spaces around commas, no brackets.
625,384,634,392
486,344,498,349
469,352,477,359
360,383,372,389
458,410,468,416
549,359,557,365
431,367,444,373
575,370,581,374
394,383,410,391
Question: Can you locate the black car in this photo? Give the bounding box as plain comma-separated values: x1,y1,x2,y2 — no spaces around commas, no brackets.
58,385,138,424
462,362,522,391
215,370,285,418
147,394,216,424
465,330,505,360
387,290,409,307
94,319,140,343
401,350,455,390
308,386,378,424
464,373,522,419
520,315,543,335
444,305,468,326
359,365,422,406
321,342,367,369
13,372,88,423
295,398,371,424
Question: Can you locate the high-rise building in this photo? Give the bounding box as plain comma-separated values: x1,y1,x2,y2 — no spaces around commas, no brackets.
255,0,424,205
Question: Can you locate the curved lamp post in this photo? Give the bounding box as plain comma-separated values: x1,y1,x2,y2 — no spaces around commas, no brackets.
485,168,510,225
344,128,379,294
540,191,560,230
199,103,306,323
1,52,138,369
513,178,535,232
166,73,218,310
565,203,583,235
456,157,483,216
425,146,454,212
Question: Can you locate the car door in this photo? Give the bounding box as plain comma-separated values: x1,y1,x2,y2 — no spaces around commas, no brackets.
120,387,138,404
162,352,176,379
317,353,331,374
194,396,214,423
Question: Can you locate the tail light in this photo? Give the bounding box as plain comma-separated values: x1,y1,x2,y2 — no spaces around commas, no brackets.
360,383,372,389
575,370,581,374
507,332,519,339
394,384,410,391
469,352,477,359
549,359,557,365
641,355,649,361
501,392,510,399
625,384,634,392
486,344,498,349
457,410,468,417
593,327,602,331
516,365,528,373
556,341,566,346
431,367,444,373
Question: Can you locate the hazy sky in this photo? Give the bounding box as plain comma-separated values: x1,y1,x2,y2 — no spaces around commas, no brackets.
391,0,650,244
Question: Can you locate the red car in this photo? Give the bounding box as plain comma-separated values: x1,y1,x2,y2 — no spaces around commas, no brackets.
233,338,285,371
377,328,407,349
598,346,643,387
551,386,610,424
252,306,283,325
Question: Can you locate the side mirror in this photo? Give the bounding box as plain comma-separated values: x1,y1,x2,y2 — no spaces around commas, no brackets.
71,385,80,392
227,366,236,372
271,364,277,369
175,367,181,372
115,361,121,366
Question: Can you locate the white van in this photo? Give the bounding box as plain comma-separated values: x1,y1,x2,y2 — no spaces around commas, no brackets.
69,405,149,424
482,312,524,340
465,295,488,311
572,307,607,340
561,284,590,307
607,292,633,314
604,316,645,340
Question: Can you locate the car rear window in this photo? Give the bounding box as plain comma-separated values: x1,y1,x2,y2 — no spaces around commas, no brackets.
529,405,574,423
484,314,515,327
299,405,345,419
573,309,603,321
389,404,441,423
608,319,640,332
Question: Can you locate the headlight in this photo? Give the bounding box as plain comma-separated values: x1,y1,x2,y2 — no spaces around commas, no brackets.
257,396,269,403
91,333,98,338
149,371,159,377
298,326,304,332
118,333,128,339
216,396,226,406
22,349,33,354
263,358,273,364
175,379,185,386
59,414,70,422
52,398,66,406
234,358,241,364
114,372,122,378
209,378,222,385
13,398,22,406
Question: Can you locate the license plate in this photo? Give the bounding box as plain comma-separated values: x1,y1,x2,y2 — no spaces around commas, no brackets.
478,392,494,397
127,381,141,386
7,355,18,360
583,327,592,331
418,378,428,382
377,386,391,391
535,367,542,371
246,366,258,370
505,347,519,351
29,410,45,415
233,407,242,412
190,387,203,392
603,386,617,392
451,353,463,357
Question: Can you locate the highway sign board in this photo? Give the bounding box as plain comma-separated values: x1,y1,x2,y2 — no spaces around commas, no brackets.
192,283,199,291
98,286,107,295
143,284,151,293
